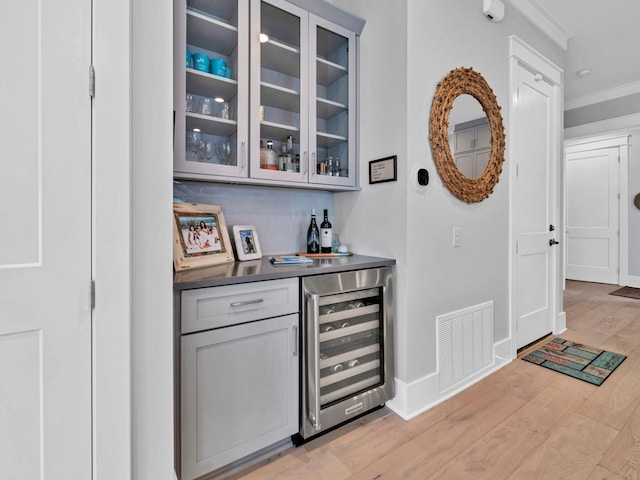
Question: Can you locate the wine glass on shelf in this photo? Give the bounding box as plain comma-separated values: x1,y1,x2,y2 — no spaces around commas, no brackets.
187,130,203,161
218,141,232,164
204,141,216,163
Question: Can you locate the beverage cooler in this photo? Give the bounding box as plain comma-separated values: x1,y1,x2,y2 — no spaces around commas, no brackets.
298,267,394,441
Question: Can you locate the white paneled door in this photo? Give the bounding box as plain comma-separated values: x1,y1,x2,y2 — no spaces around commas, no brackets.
566,147,620,284
513,63,558,349
0,0,92,478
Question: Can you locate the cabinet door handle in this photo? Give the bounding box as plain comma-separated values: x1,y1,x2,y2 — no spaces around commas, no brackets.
241,141,246,169
311,152,316,176
292,324,298,356
303,151,308,175
229,298,263,307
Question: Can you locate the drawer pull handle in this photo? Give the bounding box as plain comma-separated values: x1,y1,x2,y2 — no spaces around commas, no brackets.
229,298,264,307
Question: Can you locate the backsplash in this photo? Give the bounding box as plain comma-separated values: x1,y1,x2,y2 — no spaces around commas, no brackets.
173,181,333,255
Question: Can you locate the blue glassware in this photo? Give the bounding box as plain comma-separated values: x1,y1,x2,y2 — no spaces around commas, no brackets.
192,53,210,73
186,49,192,68
211,57,227,76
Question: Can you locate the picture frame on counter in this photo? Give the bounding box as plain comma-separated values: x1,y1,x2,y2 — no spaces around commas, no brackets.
172,202,234,271
232,225,262,261
369,155,397,184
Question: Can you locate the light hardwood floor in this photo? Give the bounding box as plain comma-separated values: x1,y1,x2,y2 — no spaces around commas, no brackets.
232,281,640,479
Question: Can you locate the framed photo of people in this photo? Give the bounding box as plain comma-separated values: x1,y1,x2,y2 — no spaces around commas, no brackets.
232,225,262,261
172,202,234,271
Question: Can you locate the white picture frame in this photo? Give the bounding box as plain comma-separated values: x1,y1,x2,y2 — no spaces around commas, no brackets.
233,225,262,261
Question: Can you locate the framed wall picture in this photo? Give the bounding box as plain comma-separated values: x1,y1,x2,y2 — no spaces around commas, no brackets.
172,202,235,271
232,225,262,261
369,155,397,184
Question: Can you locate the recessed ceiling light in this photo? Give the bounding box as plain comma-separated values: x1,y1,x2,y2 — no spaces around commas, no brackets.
576,68,591,77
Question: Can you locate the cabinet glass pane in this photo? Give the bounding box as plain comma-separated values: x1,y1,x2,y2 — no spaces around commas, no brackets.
258,1,302,173
317,288,384,408
184,0,240,168
314,26,349,178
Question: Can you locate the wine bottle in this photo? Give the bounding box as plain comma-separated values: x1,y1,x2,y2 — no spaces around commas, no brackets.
307,209,320,254
321,209,333,253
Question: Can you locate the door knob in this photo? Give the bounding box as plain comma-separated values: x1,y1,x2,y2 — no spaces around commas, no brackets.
549,239,559,246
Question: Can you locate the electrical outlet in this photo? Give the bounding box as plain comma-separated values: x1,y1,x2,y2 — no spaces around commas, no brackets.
452,227,461,247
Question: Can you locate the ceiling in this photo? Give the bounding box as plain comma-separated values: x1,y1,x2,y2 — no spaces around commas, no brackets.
507,0,640,107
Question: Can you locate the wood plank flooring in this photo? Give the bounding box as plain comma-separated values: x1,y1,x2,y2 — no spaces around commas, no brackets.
231,281,640,479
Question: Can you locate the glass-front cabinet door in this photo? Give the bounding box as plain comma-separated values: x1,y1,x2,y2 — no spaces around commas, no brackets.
309,16,356,188
249,0,309,184
174,0,249,178
250,0,357,188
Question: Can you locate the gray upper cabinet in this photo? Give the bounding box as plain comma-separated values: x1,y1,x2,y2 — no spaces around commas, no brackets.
174,0,250,179
174,0,363,191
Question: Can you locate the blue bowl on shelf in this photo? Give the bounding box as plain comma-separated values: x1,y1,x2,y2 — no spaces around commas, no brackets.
192,53,210,73
186,49,192,68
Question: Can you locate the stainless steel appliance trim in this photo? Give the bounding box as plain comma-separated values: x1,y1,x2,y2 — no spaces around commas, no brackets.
306,291,322,430
300,267,394,440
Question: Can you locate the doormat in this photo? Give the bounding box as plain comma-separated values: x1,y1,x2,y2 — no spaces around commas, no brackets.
609,286,640,300
522,337,626,386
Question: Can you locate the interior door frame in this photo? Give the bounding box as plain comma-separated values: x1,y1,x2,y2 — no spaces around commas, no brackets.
508,36,565,358
564,134,630,286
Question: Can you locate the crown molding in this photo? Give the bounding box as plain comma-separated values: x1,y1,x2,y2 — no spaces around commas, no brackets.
565,81,640,110
505,0,569,50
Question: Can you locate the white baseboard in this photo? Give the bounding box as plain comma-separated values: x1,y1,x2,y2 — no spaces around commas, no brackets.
386,350,512,421
555,311,567,335
622,275,640,288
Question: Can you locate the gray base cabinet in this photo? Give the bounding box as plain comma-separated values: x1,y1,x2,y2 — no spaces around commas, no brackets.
179,279,299,480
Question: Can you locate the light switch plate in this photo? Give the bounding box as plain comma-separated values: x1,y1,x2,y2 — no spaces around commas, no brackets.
452,227,461,247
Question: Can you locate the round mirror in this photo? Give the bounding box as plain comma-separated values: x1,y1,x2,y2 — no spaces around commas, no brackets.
429,67,506,203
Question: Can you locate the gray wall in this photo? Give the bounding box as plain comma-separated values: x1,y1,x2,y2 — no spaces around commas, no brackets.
565,93,640,129
332,0,563,413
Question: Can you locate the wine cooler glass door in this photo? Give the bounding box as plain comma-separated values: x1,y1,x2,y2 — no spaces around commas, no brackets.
316,288,384,408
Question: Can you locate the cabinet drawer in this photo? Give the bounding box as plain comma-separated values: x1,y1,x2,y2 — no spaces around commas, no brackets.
181,278,299,334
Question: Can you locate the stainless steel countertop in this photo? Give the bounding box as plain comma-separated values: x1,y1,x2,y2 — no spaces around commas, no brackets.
173,254,395,291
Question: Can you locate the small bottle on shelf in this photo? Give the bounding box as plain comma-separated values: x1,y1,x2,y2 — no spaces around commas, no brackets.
264,140,277,170
320,209,332,253
307,209,320,254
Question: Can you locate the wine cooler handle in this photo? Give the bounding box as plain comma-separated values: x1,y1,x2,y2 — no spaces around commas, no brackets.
292,324,298,357
307,293,322,431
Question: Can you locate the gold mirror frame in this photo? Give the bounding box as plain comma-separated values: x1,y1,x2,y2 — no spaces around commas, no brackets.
429,67,506,203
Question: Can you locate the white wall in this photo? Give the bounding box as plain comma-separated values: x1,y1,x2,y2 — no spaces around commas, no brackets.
333,0,563,418
131,0,175,477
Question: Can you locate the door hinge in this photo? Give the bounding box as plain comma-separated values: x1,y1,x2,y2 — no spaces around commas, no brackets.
90,280,95,311
89,65,95,98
